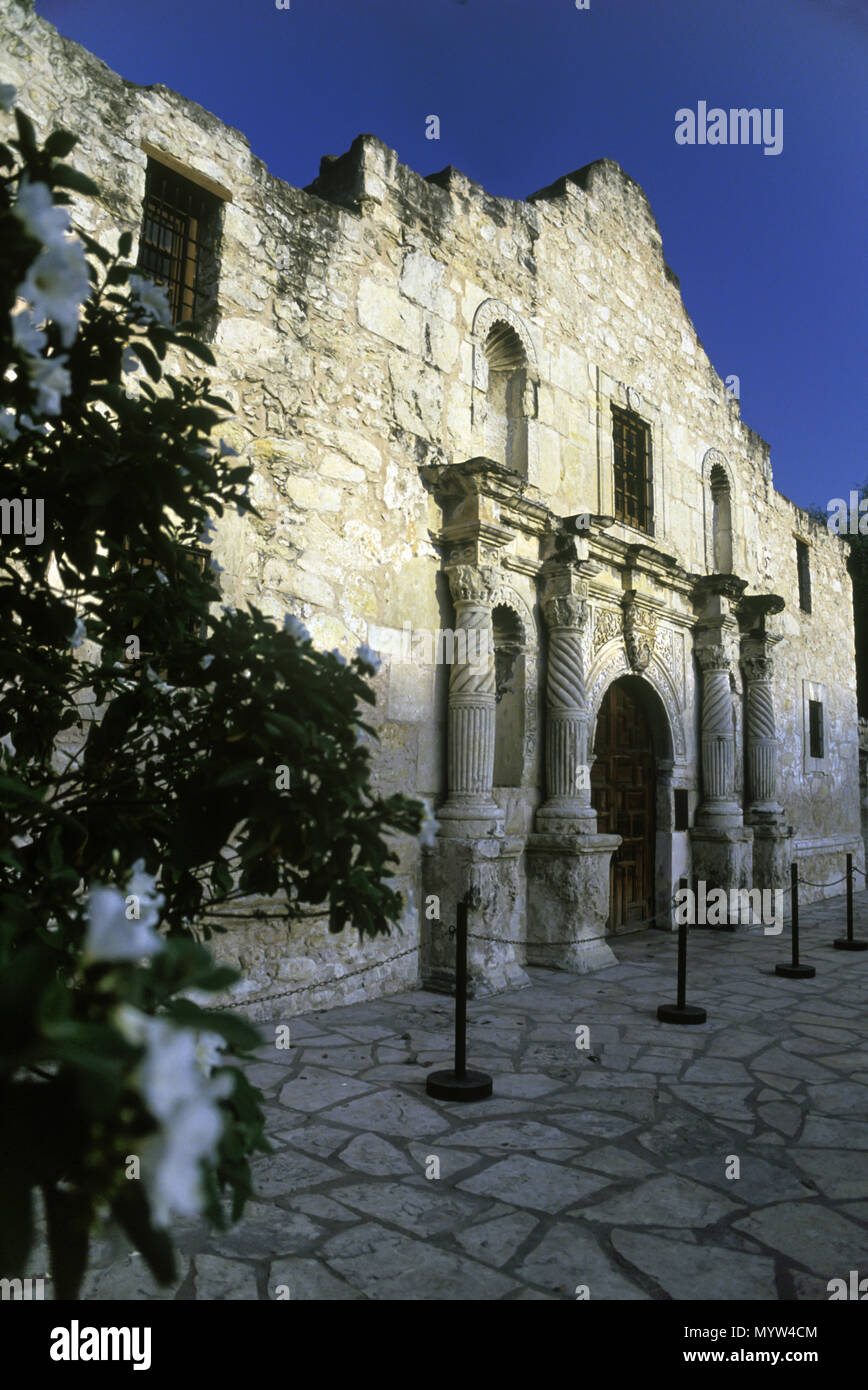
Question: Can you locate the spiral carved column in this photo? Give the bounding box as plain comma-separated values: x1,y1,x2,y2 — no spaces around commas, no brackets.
741,650,784,822
437,564,504,836
536,593,597,833
695,643,742,828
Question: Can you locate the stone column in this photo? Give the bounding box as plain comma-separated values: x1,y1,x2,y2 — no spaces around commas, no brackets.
437,563,504,837
695,643,742,829
740,647,784,822
536,577,596,834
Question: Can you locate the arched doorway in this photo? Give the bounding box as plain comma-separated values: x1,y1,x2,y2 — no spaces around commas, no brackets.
591,676,656,931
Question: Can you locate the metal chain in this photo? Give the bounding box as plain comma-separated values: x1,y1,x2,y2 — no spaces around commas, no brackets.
209,861,865,1012
212,944,417,1012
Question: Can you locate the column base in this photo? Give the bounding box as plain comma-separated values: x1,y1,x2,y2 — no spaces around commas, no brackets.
526,832,621,971
535,799,598,836
689,826,755,929
421,836,529,997
436,799,505,839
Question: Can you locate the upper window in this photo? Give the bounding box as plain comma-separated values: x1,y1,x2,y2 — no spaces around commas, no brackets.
137,159,221,326
796,539,812,614
808,699,824,759
612,405,653,533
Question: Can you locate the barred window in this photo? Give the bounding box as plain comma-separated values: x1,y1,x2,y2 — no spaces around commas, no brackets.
808,699,824,759
612,405,653,533
137,160,221,326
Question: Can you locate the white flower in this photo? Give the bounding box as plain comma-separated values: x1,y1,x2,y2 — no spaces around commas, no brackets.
0,84,16,113
19,414,48,435
125,858,165,932
67,615,87,649
0,410,20,443
417,796,440,848
153,568,169,585
27,354,70,416
13,179,71,250
355,643,381,674
140,1094,226,1228
17,239,89,348
82,884,164,964
200,653,215,670
195,1031,227,1076
10,307,47,358
282,613,310,642
113,1006,231,1228
145,665,172,694
128,272,172,327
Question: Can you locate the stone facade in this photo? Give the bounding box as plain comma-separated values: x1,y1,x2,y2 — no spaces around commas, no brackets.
3,0,862,1015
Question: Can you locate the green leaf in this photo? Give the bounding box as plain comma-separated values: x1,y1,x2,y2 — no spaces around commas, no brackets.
0,1175,34,1278
130,340,161,381
51,163,100,197
43,130,78,160
43,1185,90,1300
110,1186,176,1287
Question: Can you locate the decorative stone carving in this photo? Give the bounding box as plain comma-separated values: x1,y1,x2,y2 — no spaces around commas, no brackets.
437,563,503,836
536,567,595,834
694,639,742,829
623,593,657,673
740,641,784,823
593,607,621,654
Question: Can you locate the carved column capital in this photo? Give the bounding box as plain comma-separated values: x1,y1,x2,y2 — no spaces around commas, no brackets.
446,563,498,608
543,594,587,632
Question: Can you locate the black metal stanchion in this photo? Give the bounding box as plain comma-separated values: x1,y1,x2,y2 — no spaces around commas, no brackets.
776,861,815,978
657,879,707,1025
833,853,868,951
426,894,493,1101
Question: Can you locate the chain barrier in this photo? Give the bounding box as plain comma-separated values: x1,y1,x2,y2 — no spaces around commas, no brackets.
212,944,417,1012
207,858,866,1012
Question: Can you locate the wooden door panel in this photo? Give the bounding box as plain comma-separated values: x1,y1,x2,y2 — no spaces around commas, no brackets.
590,680,655,930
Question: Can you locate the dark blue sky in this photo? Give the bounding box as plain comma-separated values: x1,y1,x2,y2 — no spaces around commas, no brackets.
35,0,866,512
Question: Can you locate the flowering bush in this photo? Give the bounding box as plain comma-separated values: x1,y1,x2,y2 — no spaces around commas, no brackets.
0,104,426,1296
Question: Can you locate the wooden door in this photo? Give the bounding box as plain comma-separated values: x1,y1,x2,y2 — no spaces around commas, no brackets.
590,679,655,930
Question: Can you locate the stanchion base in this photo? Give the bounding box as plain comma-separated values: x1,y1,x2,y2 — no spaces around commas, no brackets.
426,1068,493,1101
657,1003,707,1025
833,938,868,952
775,962,816,978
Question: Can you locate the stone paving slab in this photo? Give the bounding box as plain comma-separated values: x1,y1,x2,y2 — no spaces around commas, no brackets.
50,892,868,1300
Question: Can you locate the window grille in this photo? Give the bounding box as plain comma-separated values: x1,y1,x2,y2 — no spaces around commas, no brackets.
612,405,653,533
138,161,220,325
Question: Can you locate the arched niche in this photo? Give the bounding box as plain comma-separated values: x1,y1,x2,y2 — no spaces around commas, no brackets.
471,299,539,480
702,448,737,575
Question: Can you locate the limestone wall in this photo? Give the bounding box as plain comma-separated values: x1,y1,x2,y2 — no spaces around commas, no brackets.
2,0,860,1012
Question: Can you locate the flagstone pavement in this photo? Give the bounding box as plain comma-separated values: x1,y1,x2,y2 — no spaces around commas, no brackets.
66,896,868,1299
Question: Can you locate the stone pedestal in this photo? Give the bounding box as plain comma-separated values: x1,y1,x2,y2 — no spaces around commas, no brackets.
751,823,793,892
689,826,754,902
421,837,530,997
526,832,621,972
